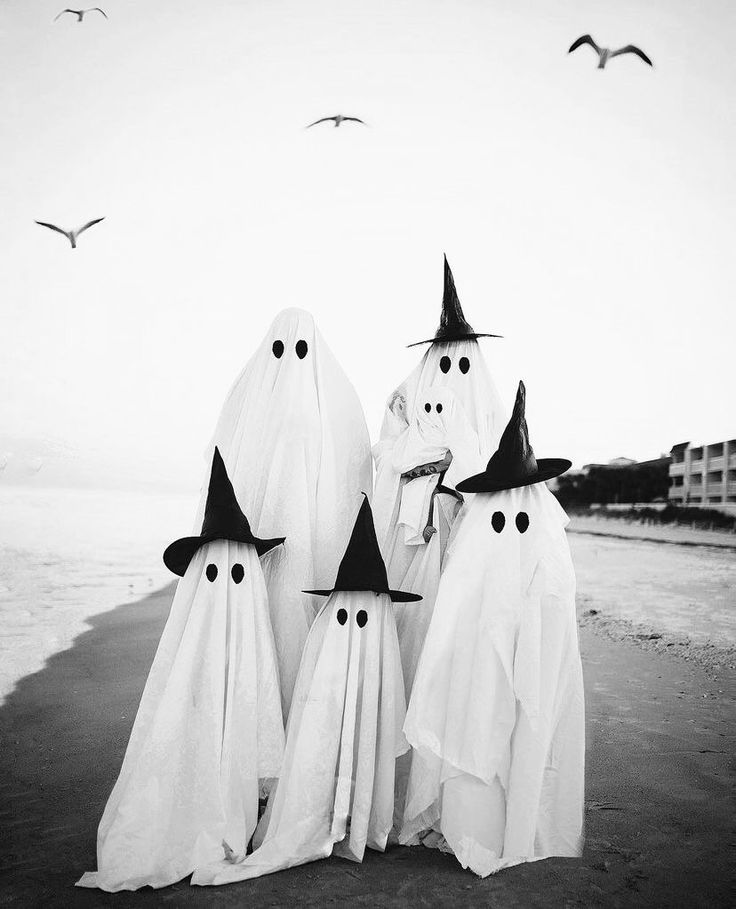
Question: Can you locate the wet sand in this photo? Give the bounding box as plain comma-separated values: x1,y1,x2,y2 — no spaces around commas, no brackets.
2,544,734,907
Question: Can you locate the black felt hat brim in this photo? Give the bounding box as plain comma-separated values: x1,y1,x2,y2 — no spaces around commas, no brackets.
303,587,422,603
164,531,285,577
456,458,572,494
407,332,502,349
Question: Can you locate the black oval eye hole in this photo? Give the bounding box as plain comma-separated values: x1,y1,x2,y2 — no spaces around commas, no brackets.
515,512,530,534
491,511,505,533
356,609,368,628
295,340,308,359
206,563,218,582
337,608,348,625
439,355,451,374
231,563,244,583
424,402,431,412
272,340,284,358
436,403,443,414
459,357,470,374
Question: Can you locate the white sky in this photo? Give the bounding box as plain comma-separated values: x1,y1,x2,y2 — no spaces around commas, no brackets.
1,0,734,490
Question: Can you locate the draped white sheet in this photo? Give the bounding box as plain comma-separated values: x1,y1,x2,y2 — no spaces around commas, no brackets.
77,541,285,892
373,387,483,696
198,308,372,718
401,485,585,877
379,339,506,459
191,590,408,886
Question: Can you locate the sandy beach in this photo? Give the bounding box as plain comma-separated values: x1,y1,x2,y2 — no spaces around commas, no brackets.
2,525,734,908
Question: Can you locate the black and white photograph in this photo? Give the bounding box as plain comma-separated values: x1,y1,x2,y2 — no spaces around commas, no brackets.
0,1,733,906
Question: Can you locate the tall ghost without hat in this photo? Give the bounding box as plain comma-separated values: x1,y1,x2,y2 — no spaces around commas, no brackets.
379,256,507,460
191,496,420,886
199,308,373,719
78,449,286,892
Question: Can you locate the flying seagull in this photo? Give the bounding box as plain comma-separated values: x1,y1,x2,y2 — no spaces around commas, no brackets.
54,8,108,22
568,35,652,69
306,114,366,129
35,217,105,249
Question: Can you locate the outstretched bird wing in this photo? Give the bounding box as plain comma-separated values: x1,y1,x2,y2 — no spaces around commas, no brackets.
342,117,366,125
306,117,336,128
611,44,652,66
35,220,69,237
75,217,105,236
53,9,77,21
568,34,600,55
89,7,108,17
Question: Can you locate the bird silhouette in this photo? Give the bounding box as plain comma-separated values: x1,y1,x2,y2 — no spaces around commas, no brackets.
568,35,652,69
35,218,105,249
306,114,366,129
53,8,108,22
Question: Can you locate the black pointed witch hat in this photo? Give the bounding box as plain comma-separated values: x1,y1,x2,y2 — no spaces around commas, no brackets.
163,447,285,576
407,255,503,348
304,494,422,603
456,382,571,493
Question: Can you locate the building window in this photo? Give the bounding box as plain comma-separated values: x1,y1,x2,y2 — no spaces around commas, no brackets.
707,470,723,483
691,447,703,460
708,443,724,457
690,474,702,485
708,496,722,503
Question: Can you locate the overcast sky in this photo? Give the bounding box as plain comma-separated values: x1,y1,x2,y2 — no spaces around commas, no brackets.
1,0,734,490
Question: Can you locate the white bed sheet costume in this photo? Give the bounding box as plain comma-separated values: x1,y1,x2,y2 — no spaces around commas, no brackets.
373,384,483,695
401,382,585,878
378,256,506,463
78,449,286,892
192,495,422,886
199,308,372,718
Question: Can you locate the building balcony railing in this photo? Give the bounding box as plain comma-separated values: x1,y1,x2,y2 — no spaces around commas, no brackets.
690,459,704,472
669,463,686,477
704,483,723,498
729,454,736,469
708,456,725,471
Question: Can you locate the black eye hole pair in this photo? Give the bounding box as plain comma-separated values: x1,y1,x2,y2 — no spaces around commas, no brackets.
491,512,530,534
423,402,444,413
336,608,368,627
439,356,470,375
205,563,245,583
272,340,308,359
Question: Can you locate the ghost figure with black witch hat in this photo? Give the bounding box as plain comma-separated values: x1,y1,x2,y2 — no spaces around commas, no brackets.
191,495,421,886
199,308,372,719
379,255,506,459
77,449,286,892
401,382,585,878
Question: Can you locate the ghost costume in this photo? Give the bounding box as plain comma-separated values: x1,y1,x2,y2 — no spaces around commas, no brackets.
78,451,285,891
199,308,372,717
373,386,483,695
401,383,584,878
380,256,506,459
192,496,421,886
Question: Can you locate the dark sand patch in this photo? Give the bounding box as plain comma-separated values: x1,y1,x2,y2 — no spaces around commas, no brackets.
1,586,734,908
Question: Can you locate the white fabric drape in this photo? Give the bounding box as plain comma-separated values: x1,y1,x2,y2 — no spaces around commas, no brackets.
379,339,506,459
198,308,372,718
77,541,285,892
373,387,484,696
402,485,585,877
191,590,408,886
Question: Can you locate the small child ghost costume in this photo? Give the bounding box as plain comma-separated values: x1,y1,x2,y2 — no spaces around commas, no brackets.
380,256,506,460
77,450,286,892
373,385,483,695
199,308,372,718
402,382,585,878
192,496,421,886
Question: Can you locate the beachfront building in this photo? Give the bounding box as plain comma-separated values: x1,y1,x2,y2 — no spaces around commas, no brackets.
669,439,736,513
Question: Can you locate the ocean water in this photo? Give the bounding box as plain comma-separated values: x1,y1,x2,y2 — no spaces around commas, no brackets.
0,485,197,703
